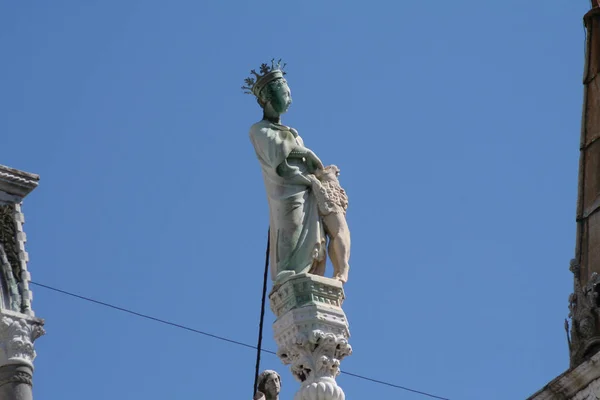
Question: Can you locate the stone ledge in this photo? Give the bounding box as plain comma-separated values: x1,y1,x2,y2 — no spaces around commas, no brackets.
0,310,43,327
527,350,600,399
0,166,39,199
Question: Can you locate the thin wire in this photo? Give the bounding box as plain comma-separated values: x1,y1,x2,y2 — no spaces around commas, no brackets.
30,281,451,400
341,371,449,400
253,228,270,395
30,281,262,351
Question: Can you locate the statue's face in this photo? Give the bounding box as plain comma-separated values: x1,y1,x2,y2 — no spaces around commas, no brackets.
270,80,292,115
264,373,281,395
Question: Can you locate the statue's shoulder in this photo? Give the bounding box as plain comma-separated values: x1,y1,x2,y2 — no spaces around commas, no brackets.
250,120,293,140
250,120,275,138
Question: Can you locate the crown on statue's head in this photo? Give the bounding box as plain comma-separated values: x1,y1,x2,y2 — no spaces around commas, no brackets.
242,59,287,97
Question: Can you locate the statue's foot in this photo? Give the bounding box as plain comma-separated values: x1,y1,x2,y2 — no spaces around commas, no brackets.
333,274,347,284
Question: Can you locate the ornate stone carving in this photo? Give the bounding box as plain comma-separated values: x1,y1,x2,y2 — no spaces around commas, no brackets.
0,203,34,314
278,330,351,400
248,61,343,284
0,165,39,199
269,273,346,319
0,205,21,313
246,63,354,398
568,259,600,366
0,315,45,368
572,377,600,400
307,165,350,284
270,274,351,400
0,369,32,388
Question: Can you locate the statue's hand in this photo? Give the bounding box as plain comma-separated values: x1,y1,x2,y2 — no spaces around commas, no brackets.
307,151,324,171
306,174,320,186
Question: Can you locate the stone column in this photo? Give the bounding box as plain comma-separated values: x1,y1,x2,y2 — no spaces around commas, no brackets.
0,165,45,400
568,2,600,368
269,273,351,400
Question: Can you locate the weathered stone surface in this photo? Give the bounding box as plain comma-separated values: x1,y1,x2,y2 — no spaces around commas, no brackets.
269,273,345,319
246,62,353,398
569,6,600,368
0,165,42,400
270,274,350,400
0,203,35,315
0,166,38,200
0,364,34,400
307,165,350,284
0,311,44,369
572,378,600,400
527,350,600,399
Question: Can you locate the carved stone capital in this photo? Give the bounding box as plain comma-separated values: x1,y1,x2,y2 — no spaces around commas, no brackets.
271,274,351,400
0,312,44,368
278,330,351,400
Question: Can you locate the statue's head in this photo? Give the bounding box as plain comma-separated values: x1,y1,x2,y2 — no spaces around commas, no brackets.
257,370,281,398
242,59,292,115
258,78,292,115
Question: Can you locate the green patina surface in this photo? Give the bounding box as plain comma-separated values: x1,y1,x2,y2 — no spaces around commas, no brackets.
269,273,344,318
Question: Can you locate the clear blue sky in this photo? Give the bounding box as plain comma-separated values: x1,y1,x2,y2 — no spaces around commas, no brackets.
0,1,590,399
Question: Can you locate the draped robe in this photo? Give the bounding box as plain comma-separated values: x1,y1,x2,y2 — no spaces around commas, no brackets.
249,120,326,282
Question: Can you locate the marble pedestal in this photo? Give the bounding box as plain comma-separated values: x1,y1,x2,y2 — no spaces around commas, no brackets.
270,273,351,400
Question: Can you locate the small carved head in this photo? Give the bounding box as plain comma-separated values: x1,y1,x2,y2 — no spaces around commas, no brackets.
257,370,281,398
